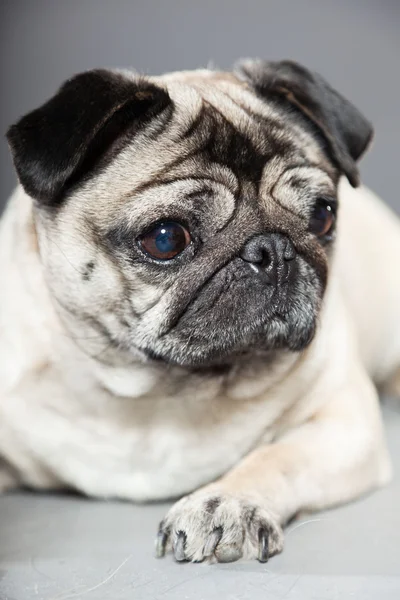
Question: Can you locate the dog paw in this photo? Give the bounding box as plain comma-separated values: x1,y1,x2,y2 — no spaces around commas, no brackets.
155,490,284,563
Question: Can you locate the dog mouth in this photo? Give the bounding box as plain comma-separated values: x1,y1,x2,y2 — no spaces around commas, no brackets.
141,297,297,368
161,264,287,338
133,256,321,368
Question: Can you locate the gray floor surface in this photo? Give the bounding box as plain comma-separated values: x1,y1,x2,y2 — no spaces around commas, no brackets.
0,399,399,600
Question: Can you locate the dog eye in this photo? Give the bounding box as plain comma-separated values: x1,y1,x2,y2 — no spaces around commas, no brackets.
139,222,191,260
309,200,335,238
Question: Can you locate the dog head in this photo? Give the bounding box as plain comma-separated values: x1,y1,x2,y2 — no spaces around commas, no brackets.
7,60,372,367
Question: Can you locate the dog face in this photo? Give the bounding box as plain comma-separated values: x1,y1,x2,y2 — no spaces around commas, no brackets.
7,61,372,367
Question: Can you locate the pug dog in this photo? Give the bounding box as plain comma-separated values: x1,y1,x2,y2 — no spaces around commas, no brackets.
1,59,399,564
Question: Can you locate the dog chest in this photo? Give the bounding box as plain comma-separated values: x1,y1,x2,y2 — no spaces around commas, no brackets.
1,372,286,501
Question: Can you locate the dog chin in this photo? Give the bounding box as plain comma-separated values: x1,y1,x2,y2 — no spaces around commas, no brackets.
143,346,266,370
141,332,313,370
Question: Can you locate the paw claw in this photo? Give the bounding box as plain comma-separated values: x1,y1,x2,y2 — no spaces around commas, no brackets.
155,524,169,558
203,526,223,557
174,530,187,562
257,527,269,563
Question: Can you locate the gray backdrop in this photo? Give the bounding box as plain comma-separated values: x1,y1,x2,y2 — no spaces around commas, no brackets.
1,0,399,213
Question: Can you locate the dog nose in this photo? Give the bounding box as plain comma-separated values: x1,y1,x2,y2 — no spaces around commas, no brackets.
240,233,296,284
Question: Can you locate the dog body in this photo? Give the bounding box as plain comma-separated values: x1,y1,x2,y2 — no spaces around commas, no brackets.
1,63,399,562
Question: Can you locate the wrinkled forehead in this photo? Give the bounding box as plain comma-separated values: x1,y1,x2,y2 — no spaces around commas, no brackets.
68,70,337,224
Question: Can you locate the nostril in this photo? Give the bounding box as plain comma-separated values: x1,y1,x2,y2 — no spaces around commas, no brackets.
259,248,271,268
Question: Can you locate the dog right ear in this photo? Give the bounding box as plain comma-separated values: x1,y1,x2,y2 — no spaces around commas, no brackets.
6,69,172,205
235,59,373,187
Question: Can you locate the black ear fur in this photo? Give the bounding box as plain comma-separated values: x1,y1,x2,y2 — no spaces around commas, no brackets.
6,69,171,204
235,59,373,187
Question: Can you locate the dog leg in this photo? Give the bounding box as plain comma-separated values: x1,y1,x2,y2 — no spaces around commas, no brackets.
157,367,391,563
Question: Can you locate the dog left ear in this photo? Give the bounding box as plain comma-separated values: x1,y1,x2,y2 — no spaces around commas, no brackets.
235,59,373,187
6,69,171,205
